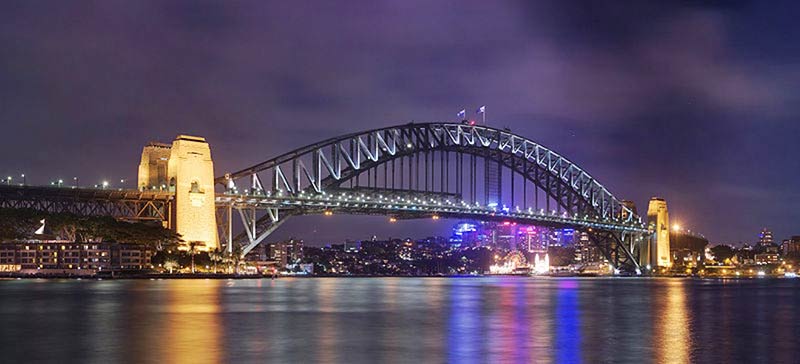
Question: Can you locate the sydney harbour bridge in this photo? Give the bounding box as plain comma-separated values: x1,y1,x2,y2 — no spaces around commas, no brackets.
0,122,649,272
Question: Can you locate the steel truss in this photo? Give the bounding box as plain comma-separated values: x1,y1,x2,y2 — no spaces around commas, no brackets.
0,186,172,225
217,123,647,272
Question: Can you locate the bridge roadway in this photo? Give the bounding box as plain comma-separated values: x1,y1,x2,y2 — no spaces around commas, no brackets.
216,187,648,234
0,183,647,242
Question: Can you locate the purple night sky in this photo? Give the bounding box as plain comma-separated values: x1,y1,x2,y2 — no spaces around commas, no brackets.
1,1,798,245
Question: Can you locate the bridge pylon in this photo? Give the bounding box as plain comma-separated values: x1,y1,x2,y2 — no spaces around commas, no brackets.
138,135,219,252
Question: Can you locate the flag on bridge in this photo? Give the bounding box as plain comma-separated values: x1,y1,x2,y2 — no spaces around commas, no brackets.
476,105,486,114
457,109,466,120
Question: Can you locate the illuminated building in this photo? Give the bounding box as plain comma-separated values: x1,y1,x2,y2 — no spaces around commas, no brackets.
522,226,547,253
488,251,529,274
450,222,479,245
0,241,152,273
551,228,576,246
249,239,305,267
574,231,601,264
485,221,519,250
754,253,780,265
137,135,219,251
782,236,800,256
758,228,774,247
647,197,671,268
533,253,550,274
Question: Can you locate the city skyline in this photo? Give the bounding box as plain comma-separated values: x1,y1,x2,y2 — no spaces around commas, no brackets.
1,1,799,244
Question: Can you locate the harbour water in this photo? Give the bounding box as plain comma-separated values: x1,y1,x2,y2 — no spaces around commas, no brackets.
0,277,798,363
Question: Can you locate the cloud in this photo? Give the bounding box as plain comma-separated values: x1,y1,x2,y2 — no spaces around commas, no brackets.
0,1,798,243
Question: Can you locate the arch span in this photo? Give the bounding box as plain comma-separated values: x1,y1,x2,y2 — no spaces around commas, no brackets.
216,122,646,272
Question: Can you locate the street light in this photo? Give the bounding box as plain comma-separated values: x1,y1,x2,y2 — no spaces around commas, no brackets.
57,179,63,187
73,177,78,189
102,181,109,189
5,176,11,185
20,174,25,186
672,224,681,232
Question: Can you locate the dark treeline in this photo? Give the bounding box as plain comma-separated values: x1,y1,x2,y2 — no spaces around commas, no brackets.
0,208,182,250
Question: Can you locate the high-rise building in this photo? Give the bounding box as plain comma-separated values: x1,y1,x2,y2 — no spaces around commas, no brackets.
267,239,304,267
781,236,800,257
575,231,602,264
450,222,479,245
647,197,671,268
758,228,774,247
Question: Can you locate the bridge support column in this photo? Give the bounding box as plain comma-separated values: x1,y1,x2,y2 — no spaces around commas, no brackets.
167,135,219,252
587,229,640,274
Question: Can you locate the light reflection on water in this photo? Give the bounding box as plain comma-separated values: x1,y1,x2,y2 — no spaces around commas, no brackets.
655,280,690,364
0,277,798,363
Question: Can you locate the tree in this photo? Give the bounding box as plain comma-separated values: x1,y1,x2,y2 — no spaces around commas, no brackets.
208,249,224,273
221,245,245,274
187,241,205,273
710,245,736,263
547,246,576,267
163,259,179,274
0,208,43,240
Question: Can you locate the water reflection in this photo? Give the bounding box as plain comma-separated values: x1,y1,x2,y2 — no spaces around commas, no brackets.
316,278,338,364
654,280,691,364
555,280,581,364
1,278,799,363
163,280,223,364
527,279,553,364
448,280,482,363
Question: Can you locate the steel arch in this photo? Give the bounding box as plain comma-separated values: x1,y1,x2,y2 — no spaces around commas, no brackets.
217,122,645,271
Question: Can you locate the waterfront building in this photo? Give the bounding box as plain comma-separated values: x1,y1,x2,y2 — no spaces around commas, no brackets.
754,252,780,265
0,241,152,273
647,197,671,268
